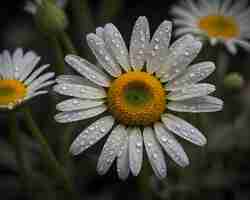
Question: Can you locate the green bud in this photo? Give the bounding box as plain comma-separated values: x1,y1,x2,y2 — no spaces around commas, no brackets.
35,0,68,35
223,72,244,90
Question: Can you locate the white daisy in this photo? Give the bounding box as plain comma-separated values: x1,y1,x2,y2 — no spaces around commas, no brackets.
54,16,223,180
171,0,250,54
0,48,55,110
25,0,67,14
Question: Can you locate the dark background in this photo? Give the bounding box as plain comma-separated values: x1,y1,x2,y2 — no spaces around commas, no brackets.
1,0,250,200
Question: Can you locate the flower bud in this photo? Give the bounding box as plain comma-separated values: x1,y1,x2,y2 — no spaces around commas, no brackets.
224,72,244,90
35,0,68,34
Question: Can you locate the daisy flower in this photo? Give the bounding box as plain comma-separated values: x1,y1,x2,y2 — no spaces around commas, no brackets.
171,0,250,54
54,16,223,179
0,48,55,110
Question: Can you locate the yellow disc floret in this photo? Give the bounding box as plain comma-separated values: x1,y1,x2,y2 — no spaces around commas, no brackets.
0,79,27,108
198,15,240,39
107,71,166,126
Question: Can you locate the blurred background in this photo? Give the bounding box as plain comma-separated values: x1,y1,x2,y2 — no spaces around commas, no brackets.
1,0,250,199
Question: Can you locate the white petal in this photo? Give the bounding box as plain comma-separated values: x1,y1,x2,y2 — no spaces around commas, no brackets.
167,96,223,113
166,62,216,91
157,35,202,81
2,50,13,79
12,48,23,77
143,127,167,179
53,83,106,99
69,116,115,155
167,83,216,101
117,128,129,180
225,41,237,55
19,51,40,81
104,23,130,71
56,98,105,112
97,124,126,175
29,80,55,92
54,104,107,123
161,114,207,146
56,75,90,85
96,27,104,39
24,64,50,85
27,72,55,91
87,33,121,77
128,127,143,176
25,90,48,101
129,16,150,71
65,55,110,87
154,122,189,167
147,20,172,73
235,39,250,52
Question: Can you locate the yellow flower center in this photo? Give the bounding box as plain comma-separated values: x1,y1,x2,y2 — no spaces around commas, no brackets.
198,15,240,39
0,79,27,108
107,71,166,126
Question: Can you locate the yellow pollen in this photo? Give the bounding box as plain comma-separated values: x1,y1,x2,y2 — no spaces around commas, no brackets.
0,79,27,108
107,71,166,126
198,15,240,39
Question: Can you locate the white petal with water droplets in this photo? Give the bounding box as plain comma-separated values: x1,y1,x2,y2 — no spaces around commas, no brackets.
117,128,129,180
129,16,150,70
56,75,92,85
65,55,110,87
19,51,40,81
167,83,215,101
54,104,107,123
104,23,130,71
161,114,207,146
128,127,143,176
53,83,106,99
87,33,121,77
143,127,167,179
24,64,50,85
56,98,105,112
147,20,172,73
166,62,216,91
157,35,202,81
97,124,127,175
154,122,189,167
167,96,223,113
96,27,104,39
69,116,115,155
27,72,55,92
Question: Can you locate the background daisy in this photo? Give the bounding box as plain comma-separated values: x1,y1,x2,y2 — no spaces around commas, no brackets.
0,48,54,110
54,16,223,180
171,0,250,54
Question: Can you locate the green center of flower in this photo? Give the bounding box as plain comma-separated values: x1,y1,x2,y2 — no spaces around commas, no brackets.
124,82,152,106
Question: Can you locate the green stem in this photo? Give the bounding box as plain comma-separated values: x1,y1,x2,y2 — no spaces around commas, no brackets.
70,0,95,58
98,0,123,23
58,32,77,55
48,36,65,74
138,163,153,200
8,111,33,198
21,106,77,198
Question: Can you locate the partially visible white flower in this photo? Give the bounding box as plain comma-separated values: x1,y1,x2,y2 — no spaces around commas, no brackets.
0,48,55,110
171,0,250,54
25,0,67,15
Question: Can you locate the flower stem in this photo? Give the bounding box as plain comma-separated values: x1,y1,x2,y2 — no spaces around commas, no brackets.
21,106,77,198
48,36,66,74
58,31,77,55
8,111,33,198
138,163,154,200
